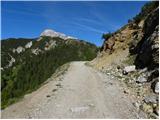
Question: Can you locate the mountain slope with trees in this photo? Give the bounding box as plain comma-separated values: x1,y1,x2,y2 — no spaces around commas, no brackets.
1,35,98,109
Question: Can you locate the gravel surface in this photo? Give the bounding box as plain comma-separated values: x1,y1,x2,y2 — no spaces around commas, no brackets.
1,62,147,118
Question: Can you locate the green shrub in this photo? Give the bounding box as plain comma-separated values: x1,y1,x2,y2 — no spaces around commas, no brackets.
133,1,159,23
102,32,112,40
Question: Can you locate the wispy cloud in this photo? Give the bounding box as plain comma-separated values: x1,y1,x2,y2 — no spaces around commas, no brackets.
72,22,104,34
92,11,121,31
76,18,102,26
82,2,122,31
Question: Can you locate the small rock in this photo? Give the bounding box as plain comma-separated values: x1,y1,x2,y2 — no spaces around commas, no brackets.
138,67,148,74
70,106,89,113
148,70,159,82
123,65,136,75
88,103,95,107
154,105,159,115
123,90,129,94
144,95,158,104
141,103,153,113
46,95,51,97
133,102,140,110
122,47,126,50
106,72,111,75
56,83,61,87
122,70,128,75
117,65,121,70
152,103,157,108
151,44,159,50
109,82,113,85
150,113,159,119
137,91,141,96
52,89,57,92
155,82,159,93
136,76,147,83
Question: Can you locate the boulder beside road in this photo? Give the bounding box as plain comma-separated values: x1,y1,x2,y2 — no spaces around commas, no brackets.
123,65,136,75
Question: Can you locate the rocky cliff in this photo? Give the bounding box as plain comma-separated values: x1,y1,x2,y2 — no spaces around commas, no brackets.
91,1,159,118
100,2,159,70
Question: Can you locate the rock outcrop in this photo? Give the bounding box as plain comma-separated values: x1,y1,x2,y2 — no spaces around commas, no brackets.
133,7,159,70
31,48,42,55
25,41,32,48
5,54,15,68
102,35,115,54
13,46,25,54
44,40,57,51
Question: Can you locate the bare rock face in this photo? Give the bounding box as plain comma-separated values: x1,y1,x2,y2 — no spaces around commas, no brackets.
134,8,159,69
40,29,76,40
31,48,42,55
103,36,115,54
101,5,159,71
4,54,16,68
25,41,32,48
44,40,57,51
8,54,15,67
13,46,25,54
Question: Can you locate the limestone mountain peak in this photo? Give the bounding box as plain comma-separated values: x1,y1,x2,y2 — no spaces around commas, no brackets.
40,29,77,40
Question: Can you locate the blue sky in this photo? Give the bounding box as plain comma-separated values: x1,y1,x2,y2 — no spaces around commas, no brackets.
1,1,147,46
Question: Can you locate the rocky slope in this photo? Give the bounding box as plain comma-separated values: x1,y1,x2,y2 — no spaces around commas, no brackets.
1,29,98,109
90,1,159,119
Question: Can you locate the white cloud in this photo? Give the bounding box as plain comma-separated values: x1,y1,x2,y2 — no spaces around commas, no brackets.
72,22,104,34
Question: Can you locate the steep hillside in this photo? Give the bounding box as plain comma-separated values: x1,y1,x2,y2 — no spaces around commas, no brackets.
90,1,159,118
1,31,98,109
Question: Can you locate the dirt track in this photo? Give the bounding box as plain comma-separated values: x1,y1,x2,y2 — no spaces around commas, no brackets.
1,62,146,118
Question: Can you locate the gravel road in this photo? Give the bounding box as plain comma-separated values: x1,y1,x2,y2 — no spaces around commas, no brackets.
1,62,146,118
